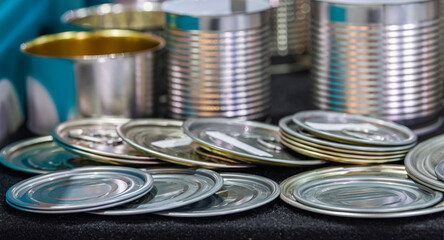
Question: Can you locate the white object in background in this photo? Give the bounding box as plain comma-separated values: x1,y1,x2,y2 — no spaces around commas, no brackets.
0,79,24,143
26,76,59,135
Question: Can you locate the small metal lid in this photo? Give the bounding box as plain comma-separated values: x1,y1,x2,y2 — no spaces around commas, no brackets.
182,118,326,166
405,135,444,191
435,161,444,182
292,111,417,146
6,166,154,213
0,136,100,174
116,119,253,169
157,172,280,217
279,116,416,152
91,168,224,215
280,165,444,218
52,118,155,160
53,138,163,166
293,176,442,213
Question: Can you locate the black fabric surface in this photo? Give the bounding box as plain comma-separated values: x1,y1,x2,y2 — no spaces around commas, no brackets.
1,72,444,240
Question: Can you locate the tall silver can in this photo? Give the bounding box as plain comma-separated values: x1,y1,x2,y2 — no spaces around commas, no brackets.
270,0,310,74
163,0,272,120
310,0,443,132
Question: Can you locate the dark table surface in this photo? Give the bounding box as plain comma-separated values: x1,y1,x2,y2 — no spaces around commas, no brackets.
1,72,444,240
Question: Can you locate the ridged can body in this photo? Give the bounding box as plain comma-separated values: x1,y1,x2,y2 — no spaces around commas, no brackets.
270,0,310,73
163,0,272,120
310,0,443,129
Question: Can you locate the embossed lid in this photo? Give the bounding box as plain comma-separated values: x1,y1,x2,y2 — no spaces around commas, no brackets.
0,136,100,174
292,111,417,146
52,118,155,160
91,168,224,215
157,172,280,217
6,166,154,213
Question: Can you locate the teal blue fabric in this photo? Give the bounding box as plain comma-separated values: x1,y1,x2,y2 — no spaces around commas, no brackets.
25,55,76,122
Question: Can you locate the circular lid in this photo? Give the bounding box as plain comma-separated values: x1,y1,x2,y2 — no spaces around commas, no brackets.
279,116,416,152
52,118,155,160
91,168,224,215
182,118,326,166
405,135,444,191
6,166,154,213
435,161,444,182
157,172,280,217
116,119,253,169
293,176,442,213
0,136,100,174
280,165,444,218
292,111,417,146
53,138,163,166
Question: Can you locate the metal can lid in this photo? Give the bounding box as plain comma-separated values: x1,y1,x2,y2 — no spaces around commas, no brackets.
6,166,154,213
116,119,253,169
280,165,444,218
157,172,280,217
292,110,417,146
293,176,442,213
182,118,326,166
279,115,416,152
0,136,100,174
52,118,155,160
91,168,224,215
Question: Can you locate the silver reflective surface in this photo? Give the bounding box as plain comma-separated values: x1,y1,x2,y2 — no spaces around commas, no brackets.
292,111,417,146
0,136,100,174
6,166,154,213
280,165,444,218
164,1,271,120
405,134,444,191
91,168,224,215
116,119,253,169
53,118,154,160
183,118,326,166
310,0,443,127
293,176,442,213
158,173,280,217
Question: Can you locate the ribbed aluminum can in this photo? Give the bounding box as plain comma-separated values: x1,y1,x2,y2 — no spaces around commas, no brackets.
310,0,443,130
163,0,272,120
270,0,310,73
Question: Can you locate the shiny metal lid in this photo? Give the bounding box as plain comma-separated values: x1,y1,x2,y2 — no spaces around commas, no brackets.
116,119,253,169
53,138,163,166
405,134,444,191
280,165,444,218
157,172,280,217
293,176,442,213
279,116,416,152
0,136,100,174
91,168,224,215
52,118,155,160
292,111,417,146
6,166,153,213
182,118,326,166
435,161,444,182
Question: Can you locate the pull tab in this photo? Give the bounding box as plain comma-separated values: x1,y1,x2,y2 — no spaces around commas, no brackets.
341,128,385,142
68,129,123,146
257,136,282,152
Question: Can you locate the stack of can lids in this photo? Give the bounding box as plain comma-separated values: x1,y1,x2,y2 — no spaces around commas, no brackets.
180,118,326,167
278,111,417,164
114,119,254,169
5,166,280,216
405,134,444,192
280,165,444,218
51,118,163,166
